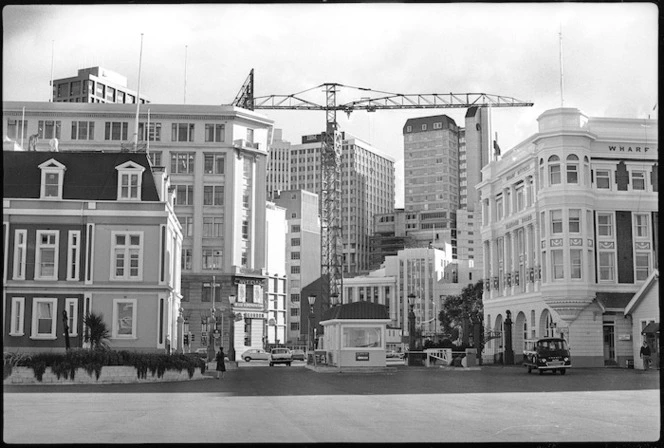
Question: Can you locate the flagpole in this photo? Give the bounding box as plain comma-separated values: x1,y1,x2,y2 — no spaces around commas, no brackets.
133,33,144,151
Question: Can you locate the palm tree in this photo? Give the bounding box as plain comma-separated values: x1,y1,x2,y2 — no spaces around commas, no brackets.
83,312,110,350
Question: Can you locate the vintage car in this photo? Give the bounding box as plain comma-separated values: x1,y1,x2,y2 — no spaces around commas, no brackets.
523,337,571,375
269,348,293,366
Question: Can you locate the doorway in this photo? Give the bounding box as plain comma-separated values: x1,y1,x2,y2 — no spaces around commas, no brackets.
603,324,616,366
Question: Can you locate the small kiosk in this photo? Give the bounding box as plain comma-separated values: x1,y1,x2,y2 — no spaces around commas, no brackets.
319,302,391,369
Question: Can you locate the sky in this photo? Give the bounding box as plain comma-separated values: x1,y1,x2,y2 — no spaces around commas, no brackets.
2,3,658,207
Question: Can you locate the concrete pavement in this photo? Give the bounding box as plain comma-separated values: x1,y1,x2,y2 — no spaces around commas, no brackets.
3,366,660,443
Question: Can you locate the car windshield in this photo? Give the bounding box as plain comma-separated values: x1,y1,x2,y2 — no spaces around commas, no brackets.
538,340,567,351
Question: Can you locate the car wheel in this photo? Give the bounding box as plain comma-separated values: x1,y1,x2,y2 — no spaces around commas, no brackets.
527,366,532,374
244,357,251,362
560,368,566,375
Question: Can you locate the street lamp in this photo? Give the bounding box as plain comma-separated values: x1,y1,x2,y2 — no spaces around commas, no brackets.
307,295,316,358
228,295,237,361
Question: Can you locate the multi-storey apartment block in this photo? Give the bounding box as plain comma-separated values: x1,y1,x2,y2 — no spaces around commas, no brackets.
479,107,658,368
266,129,291,200
3,150,182,353
2,100,274,360
52,67,150,104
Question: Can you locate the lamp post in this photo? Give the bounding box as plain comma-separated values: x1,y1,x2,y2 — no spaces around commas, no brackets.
228,295,237,361
504,310,514,365
308,295,316,362
207,275,218,362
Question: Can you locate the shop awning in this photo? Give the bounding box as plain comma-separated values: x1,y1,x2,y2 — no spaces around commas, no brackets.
642,322,660,335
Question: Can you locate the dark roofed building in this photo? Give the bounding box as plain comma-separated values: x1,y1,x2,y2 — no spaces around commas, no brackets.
322,301,389,321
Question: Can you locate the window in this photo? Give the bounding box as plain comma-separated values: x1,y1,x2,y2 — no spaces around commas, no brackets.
179,216,193,237
9,297,25,336
634,214,649,238
291,308,299,317
65,298,78,336
597,213,613,237
147,151,162,166
204,154,225,174
433,122,442,130
138,122,162,142
38,120,62,139
568,209,581,233
570,249,582,279
291,266,300,274
551,210,563,234
548,155,561,185
496,196,503,221
170,152,195,174
36,230,59,279
342,327,382,348
632,171,646,190
31,298,58,339
203,217,223,237
175,185,194,205
203,185,224,206
111,232,143,280
202,249,222,270
181,248,192,270
171,123,195,142
406,126,412,132
116,162,145,200
635,253,650,281
39,159,66,199
112,299,137,338
66,230,81,281
244,319,252,346
291,252,300,260
596,170,611,189
599,252,615,281
7,119,28,140
205,124,225,142
552,250,564,279
566,154,579,184
291,224,301,233
246,128,254,144
242,221,249,240
104,122,128,140
291,238,300,246
516,187,524,212
71,121,95,140
291,294,300,303
13,230,27,280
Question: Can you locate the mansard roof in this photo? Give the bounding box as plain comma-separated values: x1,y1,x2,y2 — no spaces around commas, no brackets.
3,150,160,201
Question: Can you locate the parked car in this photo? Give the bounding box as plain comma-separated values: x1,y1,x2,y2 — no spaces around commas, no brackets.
523,337,571,375
386,351,404,359
241,349,270,362
291,349,306,361
269,348,293,366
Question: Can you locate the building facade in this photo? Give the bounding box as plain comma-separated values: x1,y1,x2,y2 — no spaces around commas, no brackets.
273,189,321,344
3,150,182,353
478,107,658,367
52,67,150,104
264,202,288,347
266,129,291,200
3,100,274,360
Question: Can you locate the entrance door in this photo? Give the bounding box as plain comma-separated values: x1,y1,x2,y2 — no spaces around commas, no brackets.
603,324,616,366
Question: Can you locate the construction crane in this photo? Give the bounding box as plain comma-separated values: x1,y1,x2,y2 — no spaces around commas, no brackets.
231,68,533,314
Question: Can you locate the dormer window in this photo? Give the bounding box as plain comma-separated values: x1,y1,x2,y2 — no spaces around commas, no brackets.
115,161,145,201
38,159,66,200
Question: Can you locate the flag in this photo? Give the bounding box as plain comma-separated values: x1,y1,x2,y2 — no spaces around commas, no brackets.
493,139,501,156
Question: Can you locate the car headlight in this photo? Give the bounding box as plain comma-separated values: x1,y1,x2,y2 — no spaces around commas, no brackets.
563,357,569,362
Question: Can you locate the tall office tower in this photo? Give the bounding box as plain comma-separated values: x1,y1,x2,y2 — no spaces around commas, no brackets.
402,115,460,253
266,128,291,200
3,100,273,360
273,189,321,345
288,133,395,275
51,67,150,104
265,202,288,347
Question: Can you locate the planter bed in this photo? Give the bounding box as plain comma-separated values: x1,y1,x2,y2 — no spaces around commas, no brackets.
4,366,207,385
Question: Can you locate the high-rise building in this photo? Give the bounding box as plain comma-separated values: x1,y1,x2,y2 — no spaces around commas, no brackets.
266,129,291,200
265,202,288,347
273,189,321,344
479,107,658,368
51,67,150,104
285,133,395,275
2,100,274,360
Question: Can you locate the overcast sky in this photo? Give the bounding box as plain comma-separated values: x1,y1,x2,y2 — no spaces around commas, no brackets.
3,3,658,207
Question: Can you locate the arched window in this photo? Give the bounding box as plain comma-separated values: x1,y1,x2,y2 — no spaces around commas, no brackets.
566,154,579,184
548,155,561,185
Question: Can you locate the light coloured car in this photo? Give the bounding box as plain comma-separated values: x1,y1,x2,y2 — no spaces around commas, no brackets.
241,348,270,362
269,348,293,366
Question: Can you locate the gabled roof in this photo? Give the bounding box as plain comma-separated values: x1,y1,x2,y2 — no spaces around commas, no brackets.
321,301,390,321
3,151,160,201
624,269,659,316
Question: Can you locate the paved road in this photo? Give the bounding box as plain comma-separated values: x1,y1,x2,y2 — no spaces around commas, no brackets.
3,365,660,443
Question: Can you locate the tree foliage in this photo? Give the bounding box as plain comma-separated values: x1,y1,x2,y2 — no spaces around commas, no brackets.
83,312,111,350
438,280,484,339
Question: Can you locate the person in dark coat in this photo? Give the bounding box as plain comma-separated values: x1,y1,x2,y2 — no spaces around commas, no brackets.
215,347,226,379
640,341,651,370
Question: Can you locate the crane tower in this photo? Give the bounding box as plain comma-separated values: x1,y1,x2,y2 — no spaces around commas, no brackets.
231,69,533,311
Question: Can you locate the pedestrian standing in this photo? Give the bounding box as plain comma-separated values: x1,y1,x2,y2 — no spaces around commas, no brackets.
640,341,651,371
216,347,226,379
